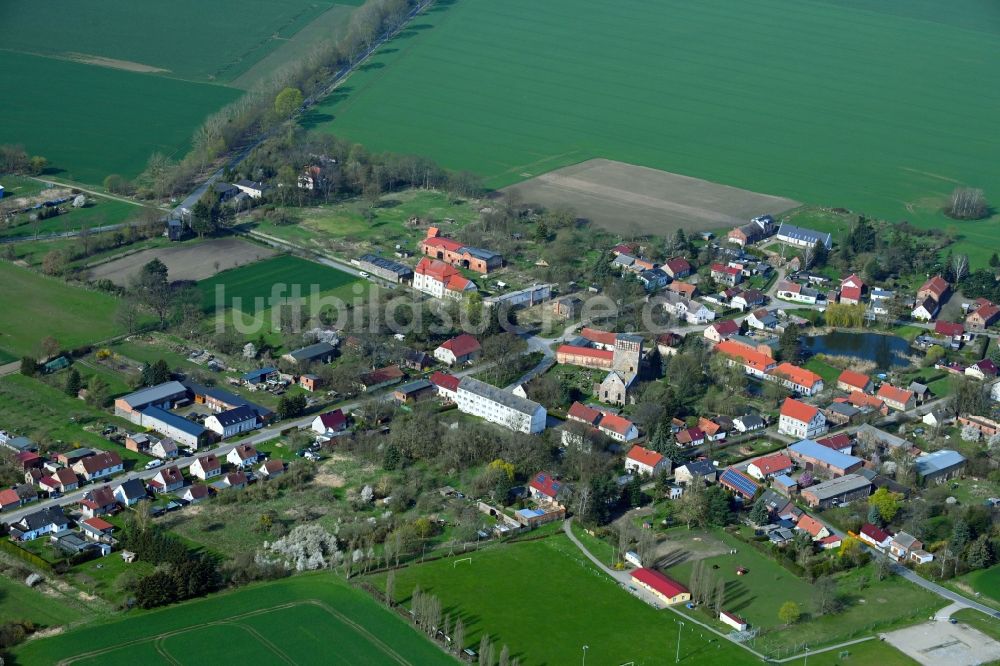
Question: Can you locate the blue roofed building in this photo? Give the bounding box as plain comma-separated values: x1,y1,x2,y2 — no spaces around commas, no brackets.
719,468,760,500
242,367,278,385
776,223,832,249
138,407,208,448
787,439,863,477
915,449,966,485
773,474,798,494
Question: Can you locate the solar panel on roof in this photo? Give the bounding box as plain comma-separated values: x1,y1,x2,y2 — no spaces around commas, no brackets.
721,469,758,497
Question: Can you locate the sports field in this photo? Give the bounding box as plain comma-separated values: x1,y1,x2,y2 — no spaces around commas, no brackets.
307,0,1000,245
0,261,124,357
198,254,360,313
0,0,361,182
14,575,453,666
375,535,758,665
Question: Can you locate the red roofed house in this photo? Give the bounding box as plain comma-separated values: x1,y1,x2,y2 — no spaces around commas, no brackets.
966,359,999,380
528,472,563,504
79,486,117,518
846,391,889,415
312,409,347,435
858,523,893,550
71,451,124,482
935,320,965,340
0,489,23,512
625,445,670,477
818,534,842,550
747,454,794,480
420,229,502,273
796,514,830,540
434,334,482,366
711,263,743,287
704,319,740,344
837,369,873,394
413,258,477,300
720,611,748,631
580,327,618,350
663,257,692,279
631,568,691,605
698,417,727,442
714,339,777,379
80,516,116,543
778,398,827,439
876,384,915,411
676,427,705,448
667,281,698,299
429,371,461,401
839,274,865,305
38,468,79,495
597,413,639,442
967,300,1000,331
917,275,950,303
148,466,184,494
189,454,221,481
556,345,614,370
769,363,824,396
358,365,405,392
816,433,853,455
567,401,603,426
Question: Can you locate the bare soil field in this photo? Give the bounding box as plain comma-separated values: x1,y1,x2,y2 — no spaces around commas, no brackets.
502,159,799,236
87,238,275,285
883,618,1000,666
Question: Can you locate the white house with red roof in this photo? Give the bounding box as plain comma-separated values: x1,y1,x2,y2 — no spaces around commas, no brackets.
71,451,123,482
38,468,79,495
434,334,482,366
79,486,117,518
148,466,184,494
226,444,260,469
858,523,893,550
567,401,603,426
413,258,477,300
795,514,830,540
778,398,827,439
625,445,670,477
770,362,824,396
311,409,347,436
747,453,794,481
704,319,740,343
839,274,865,305
876,384,915,411
429,371,460,402
528,472,563,504
631,568,690,605
711,263,743,286
189,454,221,481
836,369,872,394
675,427,705,447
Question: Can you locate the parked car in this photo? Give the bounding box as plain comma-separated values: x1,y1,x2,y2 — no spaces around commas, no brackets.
144,460,163,470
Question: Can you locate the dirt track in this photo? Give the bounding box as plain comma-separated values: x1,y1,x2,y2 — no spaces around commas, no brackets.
87,238,275,285
502,158,799,236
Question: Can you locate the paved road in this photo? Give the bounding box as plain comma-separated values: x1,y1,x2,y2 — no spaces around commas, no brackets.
891,563,1000,619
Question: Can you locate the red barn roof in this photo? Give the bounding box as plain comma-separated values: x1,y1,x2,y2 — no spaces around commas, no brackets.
837,369,871,391
439,334,481,358
632,568,689,598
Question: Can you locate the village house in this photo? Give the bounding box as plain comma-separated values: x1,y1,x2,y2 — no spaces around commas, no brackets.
226,444,260,469
455,377,547,434
358,365,405,392
839,274,865,305
312,409,347,436
113,479,147,507
148,466,184,494
551,294,584,319
234,179,268,199
9,506,69,541
747,453,794,481
79,486,117,518
528,472,563,504
434,334,482,366
770,363,823,396
419,228,502,273
727,215,775,246
631,568,691,605
795,514,831,541
911,297,940,322
966,299,1000,330
775,281,819,304
259,459,285,478
698,417,728,442
876,384,915,411
675,427,705,448
731,289,766,311
704,319,740,343
917,275,950,303
787,439,863,477
71,451,124,483
663,257,692,279
667,280,698,299
965,359,998,380
38,468,79,495
823,402,862,426
799,473,871,508
150,438,179,460
413,257,477,300
656,291,715,324
778,398,828,439
673,460,719,485
181,485,209,504
393,379,437,404
205,406,260,439
889,532,933,564
914,449,966,485
625,445,670,477
836,369,873,394
714,339,777,380
189,454,222,481
815,433,853,455
656,332,684,357
733,413,765,433
859,523,893,550
80,517,116,544
429,372,461,402
719,468,760,500
711,263,743,287
844,391,889,415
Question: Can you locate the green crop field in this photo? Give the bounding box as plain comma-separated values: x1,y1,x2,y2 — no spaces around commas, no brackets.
374,535,759,665
0,0,362,183
0,576,84,628
307,0,1000,263
198,254,360,313
14,575,453,666
0,261,124,358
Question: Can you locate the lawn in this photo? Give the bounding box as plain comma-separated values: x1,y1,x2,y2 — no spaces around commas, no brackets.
665,530,943,655
197,254,360,314
804,357,842,387
0,194,146,240
0,261,124,358
950,565,1000,607
373,535,758,665
14,574,452,666
0,575,84,628
307,0,1000,266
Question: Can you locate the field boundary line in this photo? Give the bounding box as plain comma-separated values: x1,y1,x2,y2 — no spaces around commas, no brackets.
153,636,181,666
303,599,413,666
217,621,296,665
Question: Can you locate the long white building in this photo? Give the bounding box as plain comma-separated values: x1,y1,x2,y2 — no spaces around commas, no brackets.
456,377,547,434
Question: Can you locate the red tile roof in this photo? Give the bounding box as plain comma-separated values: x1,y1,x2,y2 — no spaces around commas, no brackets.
0,489,20,506
600,413,635,437
429,371,460,392
919,275,949,300
580,327,618,347
860,523,891,543
668,281,697,297
840,286,862,302
710,320,740,336
797,514,826,538
556,345,615,361
877,384,914,405
847,391,885,410
567,402,603,425
771,363,822,390
841,274,864,289
676,427,705,444
196,454,220,472
816,434,852,451
714,340,775,373
626,445,663,468
837,369,871,391
82,517,114,531
664,257,691,275
935,321,965,337
231,444,258,460
751,454,793,475
971,303,1000,323
631,568,689,599
529,472,561,498
422,235,464,253
780,397,819,423
77,451,122,474
711,263,741,276
317,409,346,431
439,333,481,358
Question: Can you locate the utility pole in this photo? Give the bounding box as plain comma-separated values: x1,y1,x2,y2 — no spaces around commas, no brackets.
675,621,684,663
582,644,588,666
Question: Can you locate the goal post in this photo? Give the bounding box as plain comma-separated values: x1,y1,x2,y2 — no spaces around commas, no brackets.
453,557,472,568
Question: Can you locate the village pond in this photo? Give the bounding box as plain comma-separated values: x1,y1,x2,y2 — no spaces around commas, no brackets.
802,330,911,369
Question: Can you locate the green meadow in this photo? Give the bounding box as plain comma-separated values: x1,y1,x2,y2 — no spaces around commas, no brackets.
307,0,1000,259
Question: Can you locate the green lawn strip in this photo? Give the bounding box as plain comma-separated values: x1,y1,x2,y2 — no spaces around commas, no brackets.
951,608,1000,641
0,261,123,357
15,575,452,665
801,638,919,666
945,565,1000,609
0,198,143,240
804,357,842,386
0,575,84,628
372,535,757,665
